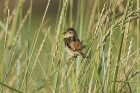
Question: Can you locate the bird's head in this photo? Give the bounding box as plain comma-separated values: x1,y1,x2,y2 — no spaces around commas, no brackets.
63,28,77,38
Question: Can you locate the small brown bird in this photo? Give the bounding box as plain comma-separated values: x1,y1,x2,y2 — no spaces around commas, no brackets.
63,28,88,59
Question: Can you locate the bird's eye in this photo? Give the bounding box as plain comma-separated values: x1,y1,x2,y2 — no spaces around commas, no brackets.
69,31,71,33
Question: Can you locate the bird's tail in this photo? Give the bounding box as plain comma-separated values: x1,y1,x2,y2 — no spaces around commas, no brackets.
78,51,88,58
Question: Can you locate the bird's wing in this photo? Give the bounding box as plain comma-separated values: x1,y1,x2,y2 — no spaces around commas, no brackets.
64,37,83,51
72,39,83,50
63,38,76,51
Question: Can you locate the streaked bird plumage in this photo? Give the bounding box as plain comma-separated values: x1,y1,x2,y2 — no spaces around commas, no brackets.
63,28,88,58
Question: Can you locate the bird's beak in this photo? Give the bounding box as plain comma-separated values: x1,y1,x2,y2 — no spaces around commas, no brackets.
62,32,66,34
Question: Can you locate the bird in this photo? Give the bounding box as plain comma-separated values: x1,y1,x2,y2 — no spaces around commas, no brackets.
63,28,88,60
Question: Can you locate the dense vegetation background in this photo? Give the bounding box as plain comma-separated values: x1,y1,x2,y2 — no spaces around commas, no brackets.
0,0,140,93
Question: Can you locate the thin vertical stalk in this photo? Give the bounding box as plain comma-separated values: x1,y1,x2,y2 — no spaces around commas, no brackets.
98,0,105,91
136,0,139,93
76,0,85,75
15,1,22,89
106,1,116,92
79,0,84,40
25,0,33,91
76,1,85,93
69,0,73,26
